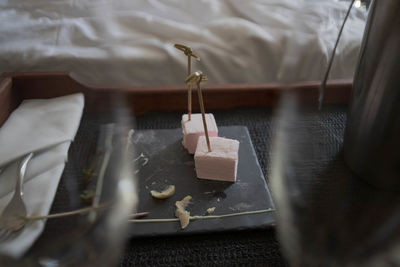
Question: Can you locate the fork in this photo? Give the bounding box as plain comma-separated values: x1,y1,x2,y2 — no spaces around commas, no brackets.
0,153,33,242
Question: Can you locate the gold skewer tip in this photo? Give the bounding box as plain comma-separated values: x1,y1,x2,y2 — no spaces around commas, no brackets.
185,71,208,84
174,44,200,61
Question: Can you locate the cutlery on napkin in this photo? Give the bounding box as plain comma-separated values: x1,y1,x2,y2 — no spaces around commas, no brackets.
0,93,84,258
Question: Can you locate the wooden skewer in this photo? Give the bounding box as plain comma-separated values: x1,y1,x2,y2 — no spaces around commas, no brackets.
174,44,200,121
23,202,148,221
128,208,275,223
196,74,211,152
186,71,211,151
188,55,192,120
24,203,110,221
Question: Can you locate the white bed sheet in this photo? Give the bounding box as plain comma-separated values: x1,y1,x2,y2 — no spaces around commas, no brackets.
0,0,367,86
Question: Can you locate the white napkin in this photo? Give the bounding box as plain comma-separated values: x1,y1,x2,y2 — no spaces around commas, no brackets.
0,93,84,258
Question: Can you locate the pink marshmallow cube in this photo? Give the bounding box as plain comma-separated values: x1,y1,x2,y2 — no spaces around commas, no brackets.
194,136,240,182
181,113,218,154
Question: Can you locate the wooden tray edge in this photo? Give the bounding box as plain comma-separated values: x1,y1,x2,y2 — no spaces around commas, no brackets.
0,71,351,127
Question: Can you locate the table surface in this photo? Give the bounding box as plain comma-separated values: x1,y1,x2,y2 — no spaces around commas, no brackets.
7,73,398,266
23,104,399,266
25,106,291,266
121,107,292,266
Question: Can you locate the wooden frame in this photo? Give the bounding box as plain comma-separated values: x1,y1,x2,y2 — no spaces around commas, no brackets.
0,71,351,126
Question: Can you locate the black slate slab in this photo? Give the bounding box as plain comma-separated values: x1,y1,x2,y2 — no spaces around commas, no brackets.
129,126,275,237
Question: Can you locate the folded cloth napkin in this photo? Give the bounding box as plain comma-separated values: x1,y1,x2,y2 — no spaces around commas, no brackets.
0,93,84,258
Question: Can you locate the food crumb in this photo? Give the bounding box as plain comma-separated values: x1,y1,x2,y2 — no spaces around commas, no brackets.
150,185,175,199
206,207,216,214
175,195,192,229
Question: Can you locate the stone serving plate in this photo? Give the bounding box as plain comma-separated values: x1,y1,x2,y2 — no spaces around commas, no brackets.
129,126,275,237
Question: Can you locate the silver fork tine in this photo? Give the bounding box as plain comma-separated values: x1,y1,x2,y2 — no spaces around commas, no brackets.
0,229,7,239
0,229,12,243
0,226,25,243
0,152,33,243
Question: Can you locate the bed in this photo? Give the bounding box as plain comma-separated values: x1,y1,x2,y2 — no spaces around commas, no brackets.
0,0,367,86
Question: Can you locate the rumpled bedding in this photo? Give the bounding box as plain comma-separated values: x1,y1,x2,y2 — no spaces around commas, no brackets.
0,0,367,86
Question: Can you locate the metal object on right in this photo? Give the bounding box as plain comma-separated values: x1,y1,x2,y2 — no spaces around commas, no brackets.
344,0,400,190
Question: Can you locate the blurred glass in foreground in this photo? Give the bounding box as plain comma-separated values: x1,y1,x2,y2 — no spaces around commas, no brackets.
271,1,400,265
344,0,400,190
0,102,138,266
271,94,400,267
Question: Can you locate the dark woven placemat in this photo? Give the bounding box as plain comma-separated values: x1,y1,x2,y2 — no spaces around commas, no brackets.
27,105,349,266
120,105,347,266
